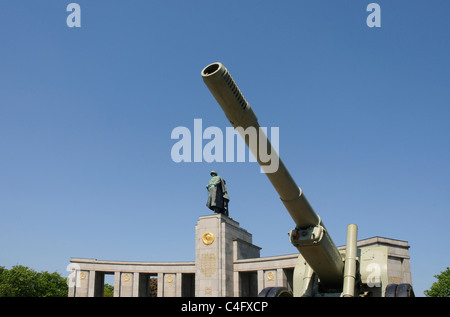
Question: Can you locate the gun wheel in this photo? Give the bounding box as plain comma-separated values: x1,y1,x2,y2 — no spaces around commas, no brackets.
385,283,415,297
258,287,293,297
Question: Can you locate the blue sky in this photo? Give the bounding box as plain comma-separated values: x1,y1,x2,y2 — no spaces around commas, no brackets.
0,1,449,296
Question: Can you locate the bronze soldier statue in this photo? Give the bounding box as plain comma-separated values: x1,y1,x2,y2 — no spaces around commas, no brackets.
206,171,229,216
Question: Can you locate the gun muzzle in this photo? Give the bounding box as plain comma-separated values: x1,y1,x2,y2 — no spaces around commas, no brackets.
201,62,258,129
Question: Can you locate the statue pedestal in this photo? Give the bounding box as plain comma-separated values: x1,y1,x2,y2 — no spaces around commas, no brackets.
195,214,260,297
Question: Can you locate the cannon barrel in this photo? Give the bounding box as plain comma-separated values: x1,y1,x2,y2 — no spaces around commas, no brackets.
201,62,344,287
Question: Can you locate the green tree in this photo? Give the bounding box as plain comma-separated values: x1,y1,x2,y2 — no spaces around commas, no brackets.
0,265,68,297
104,283,114,297
35,270,69,297
424,267,450,297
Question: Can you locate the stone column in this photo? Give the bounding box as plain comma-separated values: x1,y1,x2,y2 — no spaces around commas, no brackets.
257,270,264,294
75,270,89,297
133,272,140,297
157,273,164,297
264,270,277,289
195,214,259,297
119,272,134,297
233,271,240,296
176,273,182,297
163,273,176,297
113,272,121,297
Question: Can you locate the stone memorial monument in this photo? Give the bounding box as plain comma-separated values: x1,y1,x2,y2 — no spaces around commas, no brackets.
68,173,413,297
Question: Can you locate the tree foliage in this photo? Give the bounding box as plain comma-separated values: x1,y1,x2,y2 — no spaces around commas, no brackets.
103,283,114,297
150,277,157,297
424,267,450,297
0,265,68,297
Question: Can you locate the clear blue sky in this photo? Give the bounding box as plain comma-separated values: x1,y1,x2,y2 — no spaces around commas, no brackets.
0,1,449,297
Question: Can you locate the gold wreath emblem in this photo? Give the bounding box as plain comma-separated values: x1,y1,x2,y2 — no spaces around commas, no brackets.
123,273,131,282
202,232,215,245
166,275,174,283
267,271,274,281
79,272,86,280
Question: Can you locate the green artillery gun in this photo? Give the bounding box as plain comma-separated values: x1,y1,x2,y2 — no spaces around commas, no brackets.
201,62,414,297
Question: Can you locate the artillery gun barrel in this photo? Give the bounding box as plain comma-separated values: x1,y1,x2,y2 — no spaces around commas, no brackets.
201,62,344,287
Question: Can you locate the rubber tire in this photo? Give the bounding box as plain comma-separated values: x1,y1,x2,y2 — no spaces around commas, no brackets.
258,287,293,297
385,283,415,297
385,284,398,297
397,283,415,297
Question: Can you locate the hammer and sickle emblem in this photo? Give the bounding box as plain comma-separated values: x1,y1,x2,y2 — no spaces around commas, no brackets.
202,232,215,245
